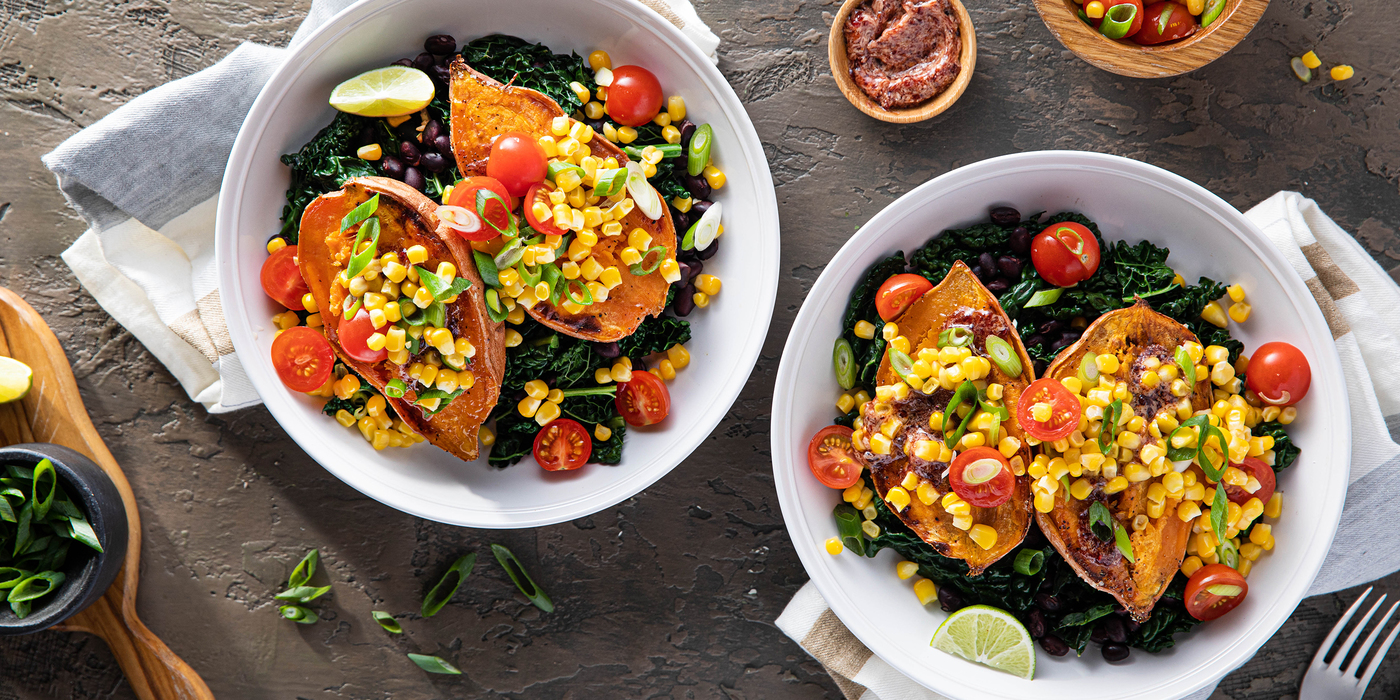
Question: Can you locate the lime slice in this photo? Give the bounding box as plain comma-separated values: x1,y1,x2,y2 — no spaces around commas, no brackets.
0,356,33,403
329,66,435,118
931,604,1036,680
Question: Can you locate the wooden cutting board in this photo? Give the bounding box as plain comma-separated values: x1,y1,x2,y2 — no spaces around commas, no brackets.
0,286,213,699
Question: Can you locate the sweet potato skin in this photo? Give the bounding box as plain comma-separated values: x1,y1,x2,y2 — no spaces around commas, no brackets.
855,262,1035,575
1038,300,1210,621
447,58,672,342
297,177,504,462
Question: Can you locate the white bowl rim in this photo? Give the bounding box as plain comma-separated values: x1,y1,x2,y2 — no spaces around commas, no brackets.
770,150,1350,699
215,0,781,528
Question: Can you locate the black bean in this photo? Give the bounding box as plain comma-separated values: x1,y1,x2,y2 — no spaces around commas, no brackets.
987,279,1009,294
1039,635,1070,657
423,119,443,145
978,252,996,276
973,265,994,283
1024,334,1046,349
1090,625,1109,645
420,152,447,173
1101,616,1127,644
1038,319,1063,335
433,134,452,155
669,209,690,236
1033,359,1048,376
399,140,421,166
1010,226,1032,255
673,285,696,316
392,58,414,68
678,245,699,263
696,236,719,260
430,64,450,86
1126,619,1141,634
676,262,692,285
593,342,621,359
938,587,965,613
380,155,405,179
425,34,456,55
413,52,436,71
1060,329,1083,343
1035,593,1061,612
1113,604,1128,616
357,125,378,146
685,260,703,283
690,200,714,217
1102,643,1130,663
395,117,420,140
990,206,1021,226
1051,336,1076,352
683,173,711,200
678,119,697,149
1026,609,1047,639
404,166,426,192
997,255,1023,278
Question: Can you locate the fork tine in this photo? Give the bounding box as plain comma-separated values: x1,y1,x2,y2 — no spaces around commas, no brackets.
1357,603,1400,692
1343,599,1400,676
1335,594,1386,671
1314,588,1373,669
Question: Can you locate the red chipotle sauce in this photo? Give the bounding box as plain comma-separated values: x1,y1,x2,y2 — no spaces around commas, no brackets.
843,0,962,109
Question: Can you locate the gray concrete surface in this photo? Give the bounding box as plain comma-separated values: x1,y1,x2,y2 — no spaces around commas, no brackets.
2,0,1399,698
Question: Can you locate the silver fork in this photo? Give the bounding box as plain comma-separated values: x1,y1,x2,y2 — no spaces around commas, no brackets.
1300,587,1400,700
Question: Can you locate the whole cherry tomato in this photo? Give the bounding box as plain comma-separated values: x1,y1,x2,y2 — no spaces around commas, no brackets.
533,418,593,471
1184,563,1248,621
875,274,935,321
1017,378,1082,442
605,65,664,127
270,326,334,393
1246,342,1310,407
807,425,862,489
948,446,1015,508
1031,221,1101,287
616,370,671,426
486,131,547,197
1224,456,1275,507
261,245,309,310
447,176,514,239
1132,1,1197,45
338,308,387,363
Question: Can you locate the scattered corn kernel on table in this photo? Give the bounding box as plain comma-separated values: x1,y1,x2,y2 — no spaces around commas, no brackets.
3,0,1400,698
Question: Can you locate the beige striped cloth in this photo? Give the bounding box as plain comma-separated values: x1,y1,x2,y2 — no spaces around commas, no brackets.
777,192,1400,700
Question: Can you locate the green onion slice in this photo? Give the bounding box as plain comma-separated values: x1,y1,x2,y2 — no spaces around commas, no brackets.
518,262,544,287
67,515,102,552
490,544,554,613
1079,353,1101,386
484,288,509,323
384,379,406,399
274,585,331,604
961,457,1005,485
888,347,916,383
415,266,471,301
1025,288,1063,308
592,168,628,197
30,459,55,521
1175,346,1197,386
476,189,517,238
687,124,714,176
422,553,476,618
407,653,462,675
1114,521,1136,563
1156,2,1174,34
0,567,27,589
624,143,682,161
1206,584,1244,597
342,298,363,322
345,217,381,280
1291,57,1312,83
1166,415,1229,481
474,250,500,289
1099,3,1138,39
1211,483,1229,546
401,300,446,329
833,339,857,391
565,279,593,307
279,605,318,624
1217,535,1239,570
7,571,64,603
985,335,1023,378
942,380,981,448
685,201,723,251
833,504,867,557
1202,0,1226,25
372,611,402,634
494,238,525,270
543,264,563,305
547,161,585,183
1098,399,1123,453
288,549,318,588
1014,549,1044,576
938,327,973,348
629,246,668,276
340,194,380,234
625,162,664,220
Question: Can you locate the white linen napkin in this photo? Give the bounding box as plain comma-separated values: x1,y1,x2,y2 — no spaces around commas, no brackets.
777,191,1400,700
43,0,718,413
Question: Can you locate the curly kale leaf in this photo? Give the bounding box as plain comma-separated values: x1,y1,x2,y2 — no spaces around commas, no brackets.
501,317,599,391
910,222,1012,282
618,315,691,358
321,397,358,417
486,411,540,468
840,254,908,406
277,112,378,242
460,35,595,113
1253,421,1301,471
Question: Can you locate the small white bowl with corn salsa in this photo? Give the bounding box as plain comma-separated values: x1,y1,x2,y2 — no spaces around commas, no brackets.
772,151,1347,699
216,0,779,527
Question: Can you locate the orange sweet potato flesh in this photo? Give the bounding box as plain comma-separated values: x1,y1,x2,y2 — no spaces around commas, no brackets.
448,58,673,342
855,262,1035,576
1039,301,1211,621
297,177,505,462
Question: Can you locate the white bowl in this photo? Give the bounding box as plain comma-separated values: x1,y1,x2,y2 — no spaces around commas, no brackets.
771,151,1348,699
215,0,779,527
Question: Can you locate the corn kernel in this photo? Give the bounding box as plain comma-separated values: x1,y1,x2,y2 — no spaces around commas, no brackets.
1300,51,1321,70
666,95,686,121
695,273,722,297
703,165,726,189
886,486,912,512
600,266,623,289
913,578,938,605
693,291,710,309
266,237,288,254
518,395,542,418
1331,65,1355,81
823,537,843,556
1181,555,1203,577
862,520,881,538
534,400,562,426
1201,301,1228,328
967,524,998,550
1104,476,1130,494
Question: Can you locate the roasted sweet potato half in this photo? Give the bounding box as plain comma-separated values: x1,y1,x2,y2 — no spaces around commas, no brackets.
448,58,674,342
1038,300,1212,621
298,177,505,462
853,262,1035,575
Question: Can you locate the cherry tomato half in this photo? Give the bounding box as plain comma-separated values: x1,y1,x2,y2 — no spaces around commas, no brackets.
271,326,334,393
1017,378,1082,442
261,245,309,310
807,425,862,489
486,131,548,197
875,273,934,321
1133,1,1197,45
1090,0,1144,38
447,176,514,239
339,308,387,363
949,446,1015,508
1031,222,1101,287
1224,456,1276,507
617,370,671,426
1184,563,1248,621
1246,342,1311,407
605,65,664,127
524,183,568,237
533,418,593,471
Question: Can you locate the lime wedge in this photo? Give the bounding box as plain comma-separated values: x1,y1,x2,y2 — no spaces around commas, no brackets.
0,356,33,403
931,604,1036,680
329,66,435,118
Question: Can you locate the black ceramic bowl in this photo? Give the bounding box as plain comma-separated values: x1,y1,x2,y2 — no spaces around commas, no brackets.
0,443,127,635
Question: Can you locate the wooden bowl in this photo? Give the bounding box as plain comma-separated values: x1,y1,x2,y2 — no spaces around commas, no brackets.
827,0,977,124
1033,0,1269,78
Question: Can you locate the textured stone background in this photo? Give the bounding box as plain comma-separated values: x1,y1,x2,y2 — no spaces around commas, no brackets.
2,0,1399,698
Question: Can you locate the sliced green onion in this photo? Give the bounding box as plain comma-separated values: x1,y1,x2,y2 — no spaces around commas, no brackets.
942,380,981,448
985,335,1023,378
592,168,628,197
416,266,471,301
1217,535,1239,570
342,298,363,321
833,339,857,391
1014,549,1044,576
684,201,723,251
687,124,714,176
1206,584,1244,597
6,571,63,603
1211,482,1229,545
625,162,664,220
1099,3,1138,39
1025,288,1063,308
422,553,475,618
1098,399,1123,453
1202,0,1226,25
384,379,406,398
938,327,973,348
476,189,517,237
274,585,331,604
547,161,586,183
543,264,564,305
401,300,446,329
1079,353,1101,387
30,459,54,521
629,246,668,276
288,549,318,588
484,288,510,323
624,143,682,161
494,238,525,269
1114,521,1136,563
1175,346,1196,386
371,611,402,634
1156,2,1173,34
0,567,27,589
407,653,462,675
67,516,101,552
345,217,380,280
833,504,867,557
491,544,553,613
518,263,544,287
1291,57,1312,83
564,279,593,306
888,347,915,382
279,605,318,624
961,457,1005,485
474,250,500,289
340,194,380,234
